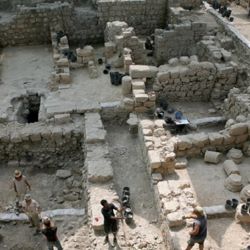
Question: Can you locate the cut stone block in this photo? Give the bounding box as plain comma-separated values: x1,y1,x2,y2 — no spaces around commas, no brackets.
240,185,250,202
204,151,222,164
56,169,72,179
175,157,188,169
208,133,224,146
122,76,132,95
227,148,243,164
88,159,113,183
167,211,185,228
134,93,148,103
223,160,240,176
148,150,161,170
132,80,145,90
229,123,248,136
204,205,235,219
224,174,243,192
129,65,158,79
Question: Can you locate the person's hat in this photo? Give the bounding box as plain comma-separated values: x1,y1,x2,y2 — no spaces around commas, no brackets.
24,194,31,201
193,206,204,216
43,217,51,225
14,170,22,178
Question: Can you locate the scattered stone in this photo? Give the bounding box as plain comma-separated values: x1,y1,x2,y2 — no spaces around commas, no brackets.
223,160,240,176
224,174,243,192
175,157,188,169
204,151,222,164
56,169,72,179
227,148,243,164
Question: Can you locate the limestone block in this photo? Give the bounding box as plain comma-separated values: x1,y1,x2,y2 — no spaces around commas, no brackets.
134,107,147,113
29,130,42,142
156,181,171,198
54,113,71,125
134,93,148,103
59,73,71,84
140,120,154,130
104,41,116,58
208,133,224,146
224,174,243,192
168,58,179,66
144,101,155,108
243,141,250,156
143,129,153,136
132,80,145,90
148,150,161,170
154,119,166,128
56,58,69,67
154,128,165,137
175,157,188,169
148,91,156,101
60,36,68,45
179,56,190,65
235,134,248,144
223,160,240,176
227,148,243,164
76,46,94,57
204,151,222,164
222,132,235,145
229,123,248,136
240,185,250,202
56,169,72,179
163,200,180,215
191,133,209,147
167,211,185,228
129,65,158,79
152,173,163,184
177,136,192,151
88,159,113,183
122,76,132,95
157,72,170,83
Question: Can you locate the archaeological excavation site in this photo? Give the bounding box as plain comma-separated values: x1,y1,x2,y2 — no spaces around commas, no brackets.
1,0,250,249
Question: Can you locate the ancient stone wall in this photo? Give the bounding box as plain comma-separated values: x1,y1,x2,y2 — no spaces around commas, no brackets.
0,2,103,47
0,119,84,166
168,0,202,9
154,22,207,64
97,0,167,35
154,56,238,102
0,0,168,47
224,88,250,120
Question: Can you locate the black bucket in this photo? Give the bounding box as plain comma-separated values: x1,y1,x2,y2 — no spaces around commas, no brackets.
246,198,250,207
241,204,248,215
225,199,232,210
98,58,103,65
231,198,239,209
103,69,109,74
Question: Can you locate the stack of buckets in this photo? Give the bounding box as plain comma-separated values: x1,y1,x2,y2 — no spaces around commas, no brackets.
122,187,133,224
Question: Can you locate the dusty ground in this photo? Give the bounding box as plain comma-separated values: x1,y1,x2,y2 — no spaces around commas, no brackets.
170,156,250,250
104,124,165,250
230,3,250,41
0,164,85,212
0,216,89,250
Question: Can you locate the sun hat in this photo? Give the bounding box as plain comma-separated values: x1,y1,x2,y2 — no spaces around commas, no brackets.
14,170,22,178
193,206,204,216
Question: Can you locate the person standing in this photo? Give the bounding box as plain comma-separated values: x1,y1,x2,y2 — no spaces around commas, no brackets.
100,199,123,245
41,217,63,250
22,194,41,235
13,170,31,201
184,206,207,250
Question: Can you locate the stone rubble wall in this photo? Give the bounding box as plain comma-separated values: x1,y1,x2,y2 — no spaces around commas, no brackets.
224,88,250,119
154,56,238,102
168,0,202,9
98,0,167,36
154,22,207,64
0,117,84,166
0,0,167,47
104,21,147,65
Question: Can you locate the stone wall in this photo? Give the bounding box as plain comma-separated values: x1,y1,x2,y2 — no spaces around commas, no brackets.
98,0,167,35
154,56,238,102
0,117,84,166
224,87,250,120
168,0,202,9
0,2,103,47
0,0,168,47
154,22,207,64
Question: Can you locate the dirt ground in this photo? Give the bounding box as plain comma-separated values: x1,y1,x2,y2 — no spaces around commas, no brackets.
0,164,85,212
230,3,250,41
170,156,250,250
0,216,89,250
105,124,165,249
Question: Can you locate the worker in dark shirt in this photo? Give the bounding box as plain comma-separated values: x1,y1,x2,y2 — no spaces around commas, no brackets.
41,217,63,250
184,206,207,250
101,199,123,245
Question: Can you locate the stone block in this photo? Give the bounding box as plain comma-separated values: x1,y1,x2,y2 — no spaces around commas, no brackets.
129,65,158,79
54,113,71,125
148,150,161,170
224,174,243,192
177,136,192,151
208,133,224,146
167,211,185,228
227,148,243,164
134,93,149,103
204,150,222,164
122,76,132,95
132,80,145,90
140,119,154,130
229,123,248,136
223,160,240,176
56,169,72,179
175,157,188,169
56,58,69,67
88,159,113,183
